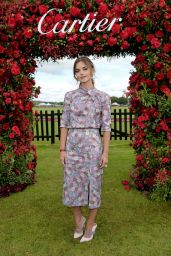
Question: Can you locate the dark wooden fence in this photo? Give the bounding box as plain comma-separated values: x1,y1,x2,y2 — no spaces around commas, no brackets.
32,109,135,144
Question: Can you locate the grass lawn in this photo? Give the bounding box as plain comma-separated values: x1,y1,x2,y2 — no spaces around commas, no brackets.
0,140,171,256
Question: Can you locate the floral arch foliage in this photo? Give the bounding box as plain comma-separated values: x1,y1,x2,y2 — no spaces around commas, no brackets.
0,0,171,200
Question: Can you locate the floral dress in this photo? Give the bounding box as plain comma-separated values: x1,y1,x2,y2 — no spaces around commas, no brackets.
60,85,111,209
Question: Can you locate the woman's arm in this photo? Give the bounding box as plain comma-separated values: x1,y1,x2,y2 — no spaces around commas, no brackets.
60,127,68,150
102,131,110,155
60,127,68,165
100,94,111,167
99,131,110,168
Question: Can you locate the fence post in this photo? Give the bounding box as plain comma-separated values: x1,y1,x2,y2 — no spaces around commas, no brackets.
124,109,128,140
58,110,61,140
114,109,117,140
51,110,55,144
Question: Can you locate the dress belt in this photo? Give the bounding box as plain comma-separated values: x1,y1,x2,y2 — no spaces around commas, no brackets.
69,127,100,129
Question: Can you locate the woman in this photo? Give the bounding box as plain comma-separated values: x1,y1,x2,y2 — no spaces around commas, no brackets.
60,56,111,243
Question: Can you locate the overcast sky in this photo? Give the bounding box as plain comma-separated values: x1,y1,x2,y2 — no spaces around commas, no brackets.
33,55,135,102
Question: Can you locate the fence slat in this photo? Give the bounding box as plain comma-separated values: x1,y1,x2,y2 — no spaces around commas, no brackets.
124,109,128,140
40,110,44,141
119,109,122,140
51,111,55,144
114,109,117,140
45,110,49,141
57,109,61,140
35,113,39,141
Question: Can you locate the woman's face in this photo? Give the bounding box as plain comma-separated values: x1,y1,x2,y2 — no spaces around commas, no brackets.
75,61,93,85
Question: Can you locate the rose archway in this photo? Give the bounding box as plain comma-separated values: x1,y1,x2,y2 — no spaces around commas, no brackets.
0,0,171,200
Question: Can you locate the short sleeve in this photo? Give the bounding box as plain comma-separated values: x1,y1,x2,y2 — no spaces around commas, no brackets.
101,94,111,132
60,92,71,128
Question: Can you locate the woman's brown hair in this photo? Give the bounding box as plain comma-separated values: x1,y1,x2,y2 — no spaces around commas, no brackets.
73,56,96,85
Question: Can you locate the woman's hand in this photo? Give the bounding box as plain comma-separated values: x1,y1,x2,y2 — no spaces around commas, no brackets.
99,152,108,168
60,151,67,165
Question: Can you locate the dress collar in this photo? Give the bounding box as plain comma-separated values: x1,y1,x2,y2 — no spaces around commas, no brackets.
78,85,96,92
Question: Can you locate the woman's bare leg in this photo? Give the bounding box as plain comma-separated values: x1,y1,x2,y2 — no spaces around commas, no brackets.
85,208,98,231
72,206,83,227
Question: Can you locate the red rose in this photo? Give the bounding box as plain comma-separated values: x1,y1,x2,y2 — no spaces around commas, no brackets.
19,104,24,111
98,4,109,15
23,28,33,39
13,50,20,58
27,162,35,170
121,180,129,185
156,73,164,81
30,5,38,13
136,154,143,161
164,21,171,33
136,35,143,42
11,63,21,76
154,62,162,69
70,7,80,17
58,32,66,39
54,14,63,22
8,18,16,28
146,34,154,41
0,143,6,154
167,131,171,141
159,0,166,7
141,45,147,51
15,13,24,23
124,185,131,191
86,2,93,10
160,85,171,97
25,102,33,111
3,124,10,130
167,70,171,79
81,34,87,40
120,29,129,40
156,120,168,132
0,115,5,121
151,38,161,49
163,43,171,52
1,34,8,41
95,37,101,43
9,133,15,139
45,15,53,23
0,45,5,54
20,58,27,66
12,126,21,136
108,37,117,46
39,5,48,15
162,158,170,163
5,98,11,104
121,40,130,49
78,42,84,47
111,23,121,34
68,36,74,43
165,13,171,19
155,30,164,38
45,32,55,39
102,34,108,40
87,40,93,46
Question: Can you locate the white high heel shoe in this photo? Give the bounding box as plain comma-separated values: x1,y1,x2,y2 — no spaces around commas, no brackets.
74,216,86,239
80,223,97,243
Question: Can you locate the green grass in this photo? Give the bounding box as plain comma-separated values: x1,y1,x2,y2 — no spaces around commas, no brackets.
0,140,171,256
